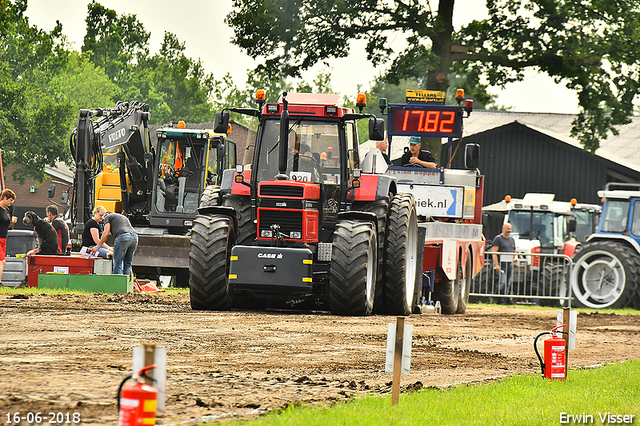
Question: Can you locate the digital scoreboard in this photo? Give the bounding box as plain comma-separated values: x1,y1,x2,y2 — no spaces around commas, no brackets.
387,104,463,138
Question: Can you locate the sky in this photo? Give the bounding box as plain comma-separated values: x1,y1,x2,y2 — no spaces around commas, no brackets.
24,0,579,114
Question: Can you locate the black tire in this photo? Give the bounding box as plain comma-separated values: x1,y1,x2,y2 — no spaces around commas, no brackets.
189,215,235,310
222,195,255,245
329,220,377,316
539,263,567,307
199,185,221,208
570,241,640,309
353,200,389,313
384,193,420,315
456,247,473,314
433,256,460,314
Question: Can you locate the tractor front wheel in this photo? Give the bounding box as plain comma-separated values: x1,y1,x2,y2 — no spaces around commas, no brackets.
329,220,377,316
189,215,234,310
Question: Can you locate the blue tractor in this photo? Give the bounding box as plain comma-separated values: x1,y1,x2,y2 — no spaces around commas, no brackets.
570,183,640,309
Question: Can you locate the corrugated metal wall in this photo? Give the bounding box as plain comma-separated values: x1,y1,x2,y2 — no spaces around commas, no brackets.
442,122,640,205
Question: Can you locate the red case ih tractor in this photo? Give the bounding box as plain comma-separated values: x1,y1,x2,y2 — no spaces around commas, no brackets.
189,92,422,315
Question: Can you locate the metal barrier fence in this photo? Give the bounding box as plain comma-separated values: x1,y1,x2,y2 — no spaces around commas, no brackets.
470,251,573,307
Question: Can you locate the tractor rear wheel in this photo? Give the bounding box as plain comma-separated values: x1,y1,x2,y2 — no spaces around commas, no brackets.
540,263,567,307
329,220,377,316
456,247,473,314
189,215,234,310
354,200,389,313
384,193,420,315
570,241,640,309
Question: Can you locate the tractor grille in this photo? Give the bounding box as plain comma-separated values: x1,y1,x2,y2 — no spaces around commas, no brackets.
258,209,303,238
260,185,304,198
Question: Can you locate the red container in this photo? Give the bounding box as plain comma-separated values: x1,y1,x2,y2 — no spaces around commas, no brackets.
27,255,95,288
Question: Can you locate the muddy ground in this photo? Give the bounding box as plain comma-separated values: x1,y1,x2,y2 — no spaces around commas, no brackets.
0,292,638,425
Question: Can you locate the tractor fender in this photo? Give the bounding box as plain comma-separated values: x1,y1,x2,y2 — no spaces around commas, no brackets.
337,211,379,235
195,205,238,231
585,233,640,253
220,169,252,196
563,240,580,258
351,174,396,202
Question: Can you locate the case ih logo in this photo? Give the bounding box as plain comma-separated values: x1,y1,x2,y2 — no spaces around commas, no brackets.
257,253,283,259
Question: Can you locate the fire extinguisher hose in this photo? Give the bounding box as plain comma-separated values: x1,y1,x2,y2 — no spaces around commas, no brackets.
116,374,134,412
533,331,552,376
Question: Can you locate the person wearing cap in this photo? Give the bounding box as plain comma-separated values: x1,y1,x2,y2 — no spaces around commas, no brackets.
400,136,437,168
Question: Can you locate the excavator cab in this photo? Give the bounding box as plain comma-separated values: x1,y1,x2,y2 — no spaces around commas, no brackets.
151,124,237,228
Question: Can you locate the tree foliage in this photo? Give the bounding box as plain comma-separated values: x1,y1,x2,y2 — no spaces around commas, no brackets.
0,0,75,184
227,0,640,152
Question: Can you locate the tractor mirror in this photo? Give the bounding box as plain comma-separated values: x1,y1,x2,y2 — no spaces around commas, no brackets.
60,191,69,205
368,117,385,141
48,183,56,198
213,111,229,134
464,143,480,169
568,217,577,233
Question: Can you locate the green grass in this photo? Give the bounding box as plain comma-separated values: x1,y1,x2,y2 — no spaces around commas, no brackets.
227,361,640,426
472,301,640,316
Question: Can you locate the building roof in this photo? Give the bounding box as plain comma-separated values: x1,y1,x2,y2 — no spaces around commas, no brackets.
462,110,640,172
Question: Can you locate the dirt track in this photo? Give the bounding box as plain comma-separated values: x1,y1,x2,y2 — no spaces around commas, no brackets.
0,292,638,425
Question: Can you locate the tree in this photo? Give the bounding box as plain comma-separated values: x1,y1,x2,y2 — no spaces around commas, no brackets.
82,3,218,125
0,0,75,184
50,51,119,109
227,0,640,152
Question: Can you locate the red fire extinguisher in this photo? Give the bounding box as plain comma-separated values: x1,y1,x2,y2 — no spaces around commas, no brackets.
117,365,158,425
534,325,567,380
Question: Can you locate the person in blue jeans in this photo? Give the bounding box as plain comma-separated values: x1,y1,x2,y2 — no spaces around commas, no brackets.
92,212,138,275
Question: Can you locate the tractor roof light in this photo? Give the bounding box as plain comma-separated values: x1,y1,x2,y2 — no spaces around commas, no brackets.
455,89,465,104
505,195,512,203
325,105,338,116
256,89,266,108
177,120,186,129
570,198,577,206
465,99,473,115
227,124,232,134
356,93,367,112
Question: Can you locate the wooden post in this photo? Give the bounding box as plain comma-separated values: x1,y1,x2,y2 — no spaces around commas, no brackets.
391,317,404,406
563,307,570,379
143,343,156,386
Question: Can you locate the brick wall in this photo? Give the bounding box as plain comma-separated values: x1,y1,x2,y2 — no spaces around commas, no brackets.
3,166,69,230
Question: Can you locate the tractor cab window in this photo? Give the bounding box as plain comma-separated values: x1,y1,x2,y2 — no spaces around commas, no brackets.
345,121,359,175
630,201,640,237
256,119,341,184
601,199,629,233
508,210,554,248
156,138,203,213
206,143,219,186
